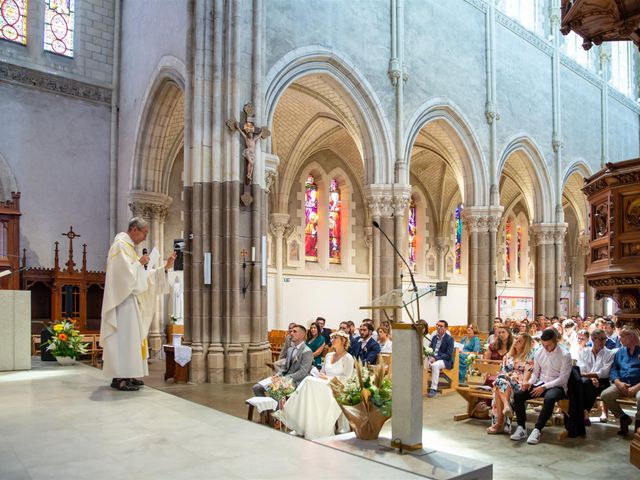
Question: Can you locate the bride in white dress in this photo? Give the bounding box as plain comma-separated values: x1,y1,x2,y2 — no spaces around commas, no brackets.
281,331,355,439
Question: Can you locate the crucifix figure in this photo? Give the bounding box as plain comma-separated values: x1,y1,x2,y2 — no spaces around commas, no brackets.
227,103,271,185
62,226,81,272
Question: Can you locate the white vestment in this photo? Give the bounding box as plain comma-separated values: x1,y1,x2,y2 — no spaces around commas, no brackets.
100,232,169,379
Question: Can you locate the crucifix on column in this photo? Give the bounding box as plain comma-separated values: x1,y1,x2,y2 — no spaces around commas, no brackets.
226,103,271,206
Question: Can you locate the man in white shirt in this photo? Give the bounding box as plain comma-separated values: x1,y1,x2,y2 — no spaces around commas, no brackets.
511,328,572,445
577,328,615,425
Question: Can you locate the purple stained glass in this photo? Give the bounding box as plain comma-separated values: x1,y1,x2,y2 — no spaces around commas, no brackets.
517,224,522,278
305,175,318,261
44,0,74,57
0,0,27,45
455,205,462,273
408,199,417,271
505,220,512,278
328,179,341,264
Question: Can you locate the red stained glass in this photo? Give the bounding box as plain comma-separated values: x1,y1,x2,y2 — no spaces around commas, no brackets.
305,175,318,261
44,0,74,57
1,0,27,45
408,199,417,271
328,179,341,264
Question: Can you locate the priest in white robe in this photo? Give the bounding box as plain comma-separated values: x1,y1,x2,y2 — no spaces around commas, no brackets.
100,217,176,391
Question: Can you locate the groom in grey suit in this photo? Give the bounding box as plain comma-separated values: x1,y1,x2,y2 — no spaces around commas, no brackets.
253,324,313,396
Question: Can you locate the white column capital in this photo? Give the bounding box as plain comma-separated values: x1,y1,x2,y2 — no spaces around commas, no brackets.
461,205,503,233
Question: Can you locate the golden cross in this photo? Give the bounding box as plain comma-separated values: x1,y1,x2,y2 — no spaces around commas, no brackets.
240,249,248,259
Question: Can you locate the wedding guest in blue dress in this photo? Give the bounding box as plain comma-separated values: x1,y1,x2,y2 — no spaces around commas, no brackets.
459,324,482,382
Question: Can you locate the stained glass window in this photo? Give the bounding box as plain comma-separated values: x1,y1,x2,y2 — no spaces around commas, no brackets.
328,179,341,264
505,219,512,278
408,198,417,271
0,0,27,45
44,0,74,57
516,225,522,278
304,175,318,262
455,204,462,274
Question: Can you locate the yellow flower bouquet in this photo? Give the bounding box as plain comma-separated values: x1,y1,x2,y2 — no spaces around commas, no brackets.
45,319,88,361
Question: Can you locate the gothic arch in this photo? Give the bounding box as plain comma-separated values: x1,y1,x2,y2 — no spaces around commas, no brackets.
562,159,592,235
264,45,393,185
0,152,18,201
498,135,554,223
131,56,186,195
404,99,488,206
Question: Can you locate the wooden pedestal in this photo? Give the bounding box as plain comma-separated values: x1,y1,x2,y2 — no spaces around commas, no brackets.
163,345,189,383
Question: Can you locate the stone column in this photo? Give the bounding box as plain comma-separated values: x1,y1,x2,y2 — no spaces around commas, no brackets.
393,187,411,290
269,213,290,329
553,224,567,316
435,237,448,280
462,207,502,331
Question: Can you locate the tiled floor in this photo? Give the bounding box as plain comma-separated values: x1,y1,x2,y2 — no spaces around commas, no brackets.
3,359,639,480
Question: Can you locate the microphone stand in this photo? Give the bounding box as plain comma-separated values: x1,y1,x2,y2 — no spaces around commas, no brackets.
372,221,420,324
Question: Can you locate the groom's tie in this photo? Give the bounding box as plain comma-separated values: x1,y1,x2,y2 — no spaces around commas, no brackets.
285,346,295,372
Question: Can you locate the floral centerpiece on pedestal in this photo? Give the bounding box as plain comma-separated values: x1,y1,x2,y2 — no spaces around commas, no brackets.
44,319,88,364
330,360,392,440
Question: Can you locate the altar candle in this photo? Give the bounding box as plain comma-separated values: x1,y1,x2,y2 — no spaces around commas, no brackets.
251,246,256,262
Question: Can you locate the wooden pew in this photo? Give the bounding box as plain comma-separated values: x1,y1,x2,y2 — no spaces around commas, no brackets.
424,349,460,396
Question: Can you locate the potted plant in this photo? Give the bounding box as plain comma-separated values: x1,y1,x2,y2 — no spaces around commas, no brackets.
44,319,88,365
330,360,391,440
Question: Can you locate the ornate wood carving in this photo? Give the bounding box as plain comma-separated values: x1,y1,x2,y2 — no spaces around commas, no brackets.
561,0,640,50
0,192,21,290
583,158,640,328
21,227,105,333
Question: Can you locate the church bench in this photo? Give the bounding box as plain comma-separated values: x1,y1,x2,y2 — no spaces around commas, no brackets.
424,349,460,396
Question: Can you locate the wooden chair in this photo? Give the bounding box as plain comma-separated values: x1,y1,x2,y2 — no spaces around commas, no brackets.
31,335,41,356
423,349,459,396
380,353,392,378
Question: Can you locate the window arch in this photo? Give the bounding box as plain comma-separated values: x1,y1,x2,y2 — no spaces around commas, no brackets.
516,224,522,278
498,0,541,35
610,42,632,97
454,204,463,274
44,0,74,57
304,175,318,262
0,0,28,45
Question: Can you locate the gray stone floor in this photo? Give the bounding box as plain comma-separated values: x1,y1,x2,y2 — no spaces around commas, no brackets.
3,359,638,480
144,359,640,480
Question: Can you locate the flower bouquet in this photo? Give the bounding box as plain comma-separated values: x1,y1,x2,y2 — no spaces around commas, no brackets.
329,360,391,440
44,319,88,364
423,346,435,368
266,376,295,408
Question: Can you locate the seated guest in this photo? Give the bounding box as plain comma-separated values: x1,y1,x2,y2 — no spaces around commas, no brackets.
363,318,379,341
563,319,578,351
600,327,640,435
380,320,393,339
316,317,332,345
426,320,455,398
378,326,392,353
488,318,502,344
487,333,534,434
603,319,621,350
577,328,614,426
280,331,355,439
571,329,589,360
278,322,297,361
484,324,513,361
306,322,327,369
351,323,380,365
510,328,572,444
459,324,482,382
253,325,313,396
347,320,360,344
338,321,349,333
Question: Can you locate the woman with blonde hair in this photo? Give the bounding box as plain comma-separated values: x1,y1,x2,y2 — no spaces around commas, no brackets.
486,333,534,434
281,331,354,439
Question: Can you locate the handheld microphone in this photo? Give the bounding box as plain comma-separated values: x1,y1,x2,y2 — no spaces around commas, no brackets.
142,248,148,270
